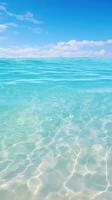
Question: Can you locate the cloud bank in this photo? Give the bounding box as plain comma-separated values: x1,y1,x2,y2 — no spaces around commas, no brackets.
0,39,112,58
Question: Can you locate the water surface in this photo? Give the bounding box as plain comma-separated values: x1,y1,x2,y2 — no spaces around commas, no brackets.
0,58,112,200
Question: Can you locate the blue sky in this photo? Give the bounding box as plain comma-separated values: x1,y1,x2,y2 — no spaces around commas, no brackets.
0,0,112,57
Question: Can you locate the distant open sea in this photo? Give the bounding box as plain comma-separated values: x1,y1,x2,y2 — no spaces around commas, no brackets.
0,58,112,200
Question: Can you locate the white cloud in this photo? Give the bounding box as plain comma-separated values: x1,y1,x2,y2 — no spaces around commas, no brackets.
0,47,40,57
6,22,18,27
107,40,112,44
0,3,6,11
7,11,41,24
0,39,112,58
28,27,42,34
52,40,112,51
0,23,18,33
0,3,41,24
42,40,111,58
43,40,112,57
0,24,8,32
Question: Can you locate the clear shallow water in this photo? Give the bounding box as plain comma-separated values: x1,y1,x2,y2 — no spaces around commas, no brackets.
0,58,112,200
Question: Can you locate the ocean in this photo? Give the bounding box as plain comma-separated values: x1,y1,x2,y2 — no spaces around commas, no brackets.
0,58,112,200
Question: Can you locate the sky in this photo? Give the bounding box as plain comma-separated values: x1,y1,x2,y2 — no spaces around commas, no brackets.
0,0,112,57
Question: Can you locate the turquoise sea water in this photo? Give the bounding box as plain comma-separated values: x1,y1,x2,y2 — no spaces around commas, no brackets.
0,58,112,200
